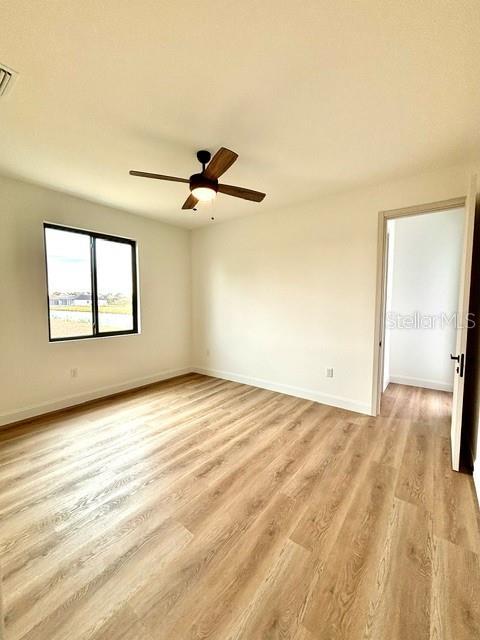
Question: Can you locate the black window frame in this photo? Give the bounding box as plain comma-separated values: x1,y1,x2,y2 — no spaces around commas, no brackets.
44,223,139,342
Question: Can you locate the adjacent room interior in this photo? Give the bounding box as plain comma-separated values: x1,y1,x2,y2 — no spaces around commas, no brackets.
1,3,480,639
382,207,464,396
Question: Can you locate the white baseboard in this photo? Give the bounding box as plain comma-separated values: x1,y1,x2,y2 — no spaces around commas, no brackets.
389,375,453,392
0,367,192,428
193,366,371,415
1,365,373,428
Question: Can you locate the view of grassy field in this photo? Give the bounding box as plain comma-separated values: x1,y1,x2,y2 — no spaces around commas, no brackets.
50,318,92,338
49,301,132,338
50,318,118,338
53,303,132,314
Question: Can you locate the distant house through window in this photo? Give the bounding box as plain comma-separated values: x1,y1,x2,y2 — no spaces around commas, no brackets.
50,294,76,306
44,224,138,341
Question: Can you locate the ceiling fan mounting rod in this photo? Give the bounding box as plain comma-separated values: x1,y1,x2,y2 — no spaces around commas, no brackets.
196,149,211,172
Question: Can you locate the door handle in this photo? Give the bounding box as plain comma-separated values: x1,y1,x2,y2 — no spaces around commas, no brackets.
451,353,464,377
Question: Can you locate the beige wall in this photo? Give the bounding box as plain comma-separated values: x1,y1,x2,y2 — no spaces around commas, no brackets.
1,162,478,426
0,175,192,425
192,163,476,415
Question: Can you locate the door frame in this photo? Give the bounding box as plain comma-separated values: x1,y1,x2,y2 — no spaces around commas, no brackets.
371,196,466,416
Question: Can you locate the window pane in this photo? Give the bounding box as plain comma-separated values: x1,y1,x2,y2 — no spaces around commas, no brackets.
95,239,134,333
45,228,93,339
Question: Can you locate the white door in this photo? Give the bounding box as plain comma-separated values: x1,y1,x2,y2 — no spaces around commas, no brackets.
451,174,477,471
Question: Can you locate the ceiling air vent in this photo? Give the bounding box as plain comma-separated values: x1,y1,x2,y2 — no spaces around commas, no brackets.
0,63,17,97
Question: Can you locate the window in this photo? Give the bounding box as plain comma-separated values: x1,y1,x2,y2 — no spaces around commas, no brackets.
44,224,138,341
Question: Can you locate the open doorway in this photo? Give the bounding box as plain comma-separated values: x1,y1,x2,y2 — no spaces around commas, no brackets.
373,184,478,472
382,208,465,397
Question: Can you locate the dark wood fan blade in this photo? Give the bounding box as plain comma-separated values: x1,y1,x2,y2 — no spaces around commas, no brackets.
129,170,189,183
218,183,266,202
182,193,199,210
204,148,238,179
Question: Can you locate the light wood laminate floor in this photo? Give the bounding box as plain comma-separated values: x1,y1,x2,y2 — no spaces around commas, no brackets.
1,375,479,639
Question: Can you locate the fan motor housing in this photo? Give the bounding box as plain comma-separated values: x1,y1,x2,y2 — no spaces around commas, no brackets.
189,173,218,193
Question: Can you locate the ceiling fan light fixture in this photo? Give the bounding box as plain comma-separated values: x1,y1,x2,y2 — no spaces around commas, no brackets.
191,185,217,201
189,172,218,202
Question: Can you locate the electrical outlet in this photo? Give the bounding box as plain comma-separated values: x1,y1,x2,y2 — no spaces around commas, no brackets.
70,368,78,379
326,367,334,378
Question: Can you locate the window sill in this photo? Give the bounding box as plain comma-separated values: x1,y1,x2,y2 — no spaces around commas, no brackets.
48,331,141,343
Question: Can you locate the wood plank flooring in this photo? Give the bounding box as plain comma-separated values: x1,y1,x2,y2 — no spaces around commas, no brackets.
0,375,479,639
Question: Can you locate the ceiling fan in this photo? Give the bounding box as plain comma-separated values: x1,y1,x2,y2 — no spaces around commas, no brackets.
129,147,266,210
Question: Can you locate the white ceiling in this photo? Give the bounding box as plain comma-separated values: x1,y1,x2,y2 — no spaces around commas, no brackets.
1,1,480,228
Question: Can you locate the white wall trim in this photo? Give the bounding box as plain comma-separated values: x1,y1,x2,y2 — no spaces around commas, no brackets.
389,374,453,392
473,466,480,505
193,366,371,415
0,367,192,428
